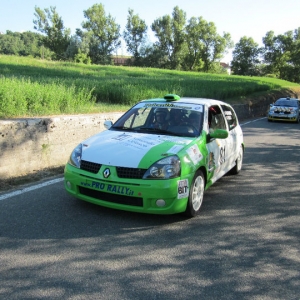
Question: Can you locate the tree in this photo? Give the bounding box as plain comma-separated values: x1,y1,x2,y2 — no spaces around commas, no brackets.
0,31,24,55
151,6,186,69
288,28,300,82
183,17,233,72
262,29,300,82
139,43,167,68
0,30,44,57
64,35,81,61
81,3,121,64
20,31,44,57
263,31,293,80
33,6,70,60
231,36,262,76
263,31,290,78
183,17,204,71
170,6,187,69
123,8,147,65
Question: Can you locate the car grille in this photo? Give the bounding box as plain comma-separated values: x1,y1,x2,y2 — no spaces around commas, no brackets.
79,186,143,207
80,161,147,179
116,167,147,179
80,160,102,174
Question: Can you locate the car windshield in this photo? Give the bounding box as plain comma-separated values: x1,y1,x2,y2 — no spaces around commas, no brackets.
111,102,204,137
274,99,298,107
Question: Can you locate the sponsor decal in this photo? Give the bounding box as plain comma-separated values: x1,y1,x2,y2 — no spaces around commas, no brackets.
219,146,226,165
80,181,135,196
112,133,160,151
178,179,189,199
186,145,203,165
112,134,132,141
142,102,203,112
208,152,215,171
144,103,193,110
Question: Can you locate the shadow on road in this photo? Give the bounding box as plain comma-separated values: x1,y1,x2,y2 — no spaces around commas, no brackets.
0,119,299,300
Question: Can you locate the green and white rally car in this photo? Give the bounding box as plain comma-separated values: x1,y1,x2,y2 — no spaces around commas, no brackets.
64,94,244,217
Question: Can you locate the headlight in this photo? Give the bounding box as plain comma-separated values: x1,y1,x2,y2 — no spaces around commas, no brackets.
68,144,82,168
143,155,181,179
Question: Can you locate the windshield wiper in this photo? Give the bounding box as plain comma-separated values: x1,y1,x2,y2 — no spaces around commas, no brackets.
139,127,182,136
111,126,133,131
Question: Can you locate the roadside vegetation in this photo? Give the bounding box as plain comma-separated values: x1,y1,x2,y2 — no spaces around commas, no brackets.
1,55,299,118
1,4,300,83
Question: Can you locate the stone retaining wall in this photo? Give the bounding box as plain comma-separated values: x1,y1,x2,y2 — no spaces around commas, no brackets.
0,113,123,180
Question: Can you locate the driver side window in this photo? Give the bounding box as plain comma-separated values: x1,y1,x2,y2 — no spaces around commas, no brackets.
209,105,227,132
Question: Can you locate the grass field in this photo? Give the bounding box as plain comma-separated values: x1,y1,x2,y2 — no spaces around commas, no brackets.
1,55,299,118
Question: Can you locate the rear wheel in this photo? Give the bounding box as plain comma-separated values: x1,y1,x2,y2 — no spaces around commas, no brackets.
230,145,243,175
184,170,205,217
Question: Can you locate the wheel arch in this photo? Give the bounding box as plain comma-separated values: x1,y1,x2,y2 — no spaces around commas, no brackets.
197,166,207,187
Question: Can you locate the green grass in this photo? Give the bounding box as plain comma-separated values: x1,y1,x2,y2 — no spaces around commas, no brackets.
1,55,299,118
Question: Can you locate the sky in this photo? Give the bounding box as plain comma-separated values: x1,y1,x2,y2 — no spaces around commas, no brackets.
1,0,300,62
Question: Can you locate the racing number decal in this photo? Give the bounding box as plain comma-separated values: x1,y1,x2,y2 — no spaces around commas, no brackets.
219,146,226,165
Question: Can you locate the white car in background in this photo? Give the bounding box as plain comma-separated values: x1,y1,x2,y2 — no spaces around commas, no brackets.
268,97,300,123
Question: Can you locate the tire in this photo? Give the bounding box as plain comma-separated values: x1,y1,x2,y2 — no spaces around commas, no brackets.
184,170,205,217
230,145,243,175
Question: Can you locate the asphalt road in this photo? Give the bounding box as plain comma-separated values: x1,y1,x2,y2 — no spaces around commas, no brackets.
1,118,300,300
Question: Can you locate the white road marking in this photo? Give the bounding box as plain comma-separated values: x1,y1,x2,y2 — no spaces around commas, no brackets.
0,177,64,201
241,117,266,126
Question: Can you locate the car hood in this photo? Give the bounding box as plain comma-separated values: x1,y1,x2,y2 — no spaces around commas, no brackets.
80,130,195,168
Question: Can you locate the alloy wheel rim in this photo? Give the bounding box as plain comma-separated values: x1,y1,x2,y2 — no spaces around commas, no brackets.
192,176,204,211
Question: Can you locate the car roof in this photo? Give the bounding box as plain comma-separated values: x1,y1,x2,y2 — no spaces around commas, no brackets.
140,96,229,107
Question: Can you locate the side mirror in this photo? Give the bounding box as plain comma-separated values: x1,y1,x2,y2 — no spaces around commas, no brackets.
270,104,273,108
207,129,228,142
104,120,113,130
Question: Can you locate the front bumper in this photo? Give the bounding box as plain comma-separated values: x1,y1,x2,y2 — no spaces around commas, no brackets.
64,163,191,215
268,113,298,122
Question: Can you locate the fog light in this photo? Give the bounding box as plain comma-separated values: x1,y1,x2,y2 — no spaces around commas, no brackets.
156,199,166,207
66,181,72,188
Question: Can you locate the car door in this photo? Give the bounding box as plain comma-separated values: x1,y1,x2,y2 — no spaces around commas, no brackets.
205,105,230,184
220,104,239,170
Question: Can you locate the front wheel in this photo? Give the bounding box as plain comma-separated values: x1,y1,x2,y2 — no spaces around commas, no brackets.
184,170,205,217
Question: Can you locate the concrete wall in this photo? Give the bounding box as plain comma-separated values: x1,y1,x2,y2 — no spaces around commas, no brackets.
1,89,298,181
0,113,123,180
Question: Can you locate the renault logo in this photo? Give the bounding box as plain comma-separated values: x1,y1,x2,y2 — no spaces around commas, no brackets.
103,168,110,178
